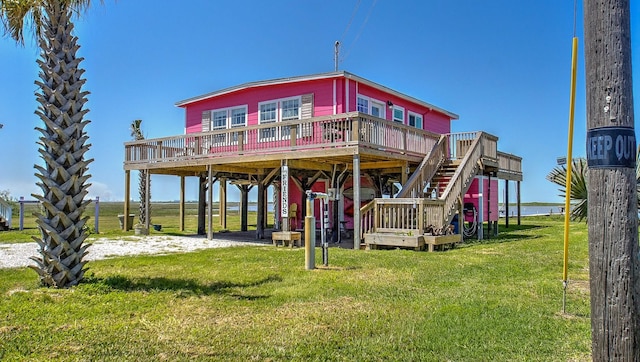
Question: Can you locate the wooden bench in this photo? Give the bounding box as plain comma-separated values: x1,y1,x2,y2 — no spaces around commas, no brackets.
272,231,302,248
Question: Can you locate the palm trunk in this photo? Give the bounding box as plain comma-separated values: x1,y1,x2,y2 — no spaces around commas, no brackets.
138,170,149,225
29,2,93,288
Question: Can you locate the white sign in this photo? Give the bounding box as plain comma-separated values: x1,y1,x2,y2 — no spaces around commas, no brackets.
281,166,289,218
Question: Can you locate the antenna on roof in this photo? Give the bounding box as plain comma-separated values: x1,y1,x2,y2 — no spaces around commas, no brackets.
334,41,340,71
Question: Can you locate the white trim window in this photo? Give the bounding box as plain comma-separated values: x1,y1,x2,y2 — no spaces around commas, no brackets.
371,100,385,118
211,110,228,144
280,97,300,137
212,110,227,130
281,98,300,120
208,105,248,144
231,108,247,128
408,111,423,129
259,101,278,140
357,96,369,113
230,107,247,143
258,96,302,141
393,105,405,123
357,94,386,119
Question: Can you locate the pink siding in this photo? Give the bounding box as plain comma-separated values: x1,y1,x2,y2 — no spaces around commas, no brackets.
335,78,345,114
181,74,454,135
183,78,338,134
424,112,451,134
341,176,376,229
463,177,499,222
288,178,304,230
285,178,327,230
352,82,451,134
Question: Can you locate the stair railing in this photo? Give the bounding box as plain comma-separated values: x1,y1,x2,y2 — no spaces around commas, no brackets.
397,134,448,198
438,132,486,227
359,131,497,241
360,199,377,240
0,198,13,229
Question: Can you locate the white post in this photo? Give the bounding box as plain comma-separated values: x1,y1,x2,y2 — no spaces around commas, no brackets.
477,176,484,240
281,163,289,231
208,166,214,240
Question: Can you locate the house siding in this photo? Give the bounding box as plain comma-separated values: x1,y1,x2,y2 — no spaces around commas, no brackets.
464,176,499,222
184,78,337,134
182,74,454,135
353,82,451,134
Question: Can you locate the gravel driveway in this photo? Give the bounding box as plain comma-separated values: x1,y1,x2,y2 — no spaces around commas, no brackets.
0,235,267,269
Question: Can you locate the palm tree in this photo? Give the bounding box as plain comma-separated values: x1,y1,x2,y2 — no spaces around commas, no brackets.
1,0,100,287
547,152,640,221
546,158,588,221
130,119,150,226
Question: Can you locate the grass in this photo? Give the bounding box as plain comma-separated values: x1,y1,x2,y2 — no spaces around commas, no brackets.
0,215,591,361
0,201,273,244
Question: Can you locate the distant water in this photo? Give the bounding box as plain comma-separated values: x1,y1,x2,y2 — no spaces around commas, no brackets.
500,205,565,217
224,204,559,216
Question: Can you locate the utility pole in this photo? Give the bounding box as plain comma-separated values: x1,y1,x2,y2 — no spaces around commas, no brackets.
584,0,640,359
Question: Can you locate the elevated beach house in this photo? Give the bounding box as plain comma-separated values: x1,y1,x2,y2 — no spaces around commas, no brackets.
123,71,523,250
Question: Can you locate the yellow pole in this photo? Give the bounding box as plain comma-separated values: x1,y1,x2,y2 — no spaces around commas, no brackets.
563,36,578,313
305,194,315,270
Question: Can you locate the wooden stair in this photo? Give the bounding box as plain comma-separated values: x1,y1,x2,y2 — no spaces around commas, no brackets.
425,161,459,199
361,132,488,251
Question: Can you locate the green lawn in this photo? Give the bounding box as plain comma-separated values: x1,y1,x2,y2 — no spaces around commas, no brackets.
0,215,591,361
0,201,272,243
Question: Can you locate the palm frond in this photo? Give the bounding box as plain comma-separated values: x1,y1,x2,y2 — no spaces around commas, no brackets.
0,0,44,45
546,158,588,221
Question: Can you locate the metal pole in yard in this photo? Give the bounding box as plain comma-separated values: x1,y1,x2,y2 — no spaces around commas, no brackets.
19,197,24,231
562,32,578,315
304,191,315,270
313,192,330,266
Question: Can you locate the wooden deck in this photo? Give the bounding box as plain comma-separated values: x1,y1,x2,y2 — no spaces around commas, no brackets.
122,112,523,248
123,112,522,180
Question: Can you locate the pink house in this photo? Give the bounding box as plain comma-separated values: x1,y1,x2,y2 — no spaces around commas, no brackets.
124,71,523,249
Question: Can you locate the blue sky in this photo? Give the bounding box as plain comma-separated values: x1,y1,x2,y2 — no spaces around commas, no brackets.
0,0,638,203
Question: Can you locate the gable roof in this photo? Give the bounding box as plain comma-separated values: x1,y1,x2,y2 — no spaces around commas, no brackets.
175,71,459,120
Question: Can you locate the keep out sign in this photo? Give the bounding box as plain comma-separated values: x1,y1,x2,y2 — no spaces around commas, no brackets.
586,127,636,168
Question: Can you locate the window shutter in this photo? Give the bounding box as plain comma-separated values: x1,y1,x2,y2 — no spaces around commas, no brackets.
301,93,314,118
301,94,314,137
202,110,211,132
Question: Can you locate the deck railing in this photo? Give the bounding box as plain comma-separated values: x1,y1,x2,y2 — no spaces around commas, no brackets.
396,135,447,198
438,132,485,227
359,198,446,239
395,131,500,199
0,198,13,229
124,112,441,166
360,131,496,242
497,151,523,176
